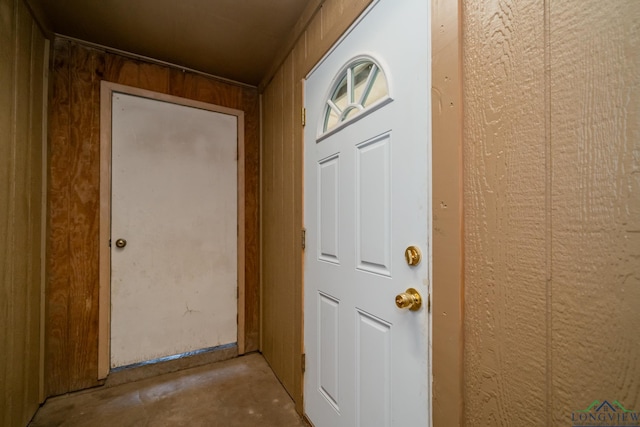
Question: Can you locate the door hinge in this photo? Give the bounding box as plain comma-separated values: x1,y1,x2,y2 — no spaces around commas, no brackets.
301,108,306,127
301,228,306,250
428,292,431,312
109,239,111,247
301,353,306,373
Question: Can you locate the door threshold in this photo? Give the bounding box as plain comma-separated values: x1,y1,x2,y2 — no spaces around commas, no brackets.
104,343,238,388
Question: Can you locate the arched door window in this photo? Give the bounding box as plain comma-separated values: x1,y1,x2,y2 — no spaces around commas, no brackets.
320,56,390,138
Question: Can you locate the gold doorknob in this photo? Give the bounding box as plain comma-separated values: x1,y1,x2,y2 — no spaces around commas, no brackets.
115,238,127,248
395,288,422,311
405,246,421,266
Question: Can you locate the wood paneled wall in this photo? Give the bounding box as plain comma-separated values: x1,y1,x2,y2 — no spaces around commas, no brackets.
463,0,640,424
260,0,372,412
0,0,47,424
46,38,260,397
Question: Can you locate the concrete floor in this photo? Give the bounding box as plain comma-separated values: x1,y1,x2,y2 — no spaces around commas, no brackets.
30,353,309,427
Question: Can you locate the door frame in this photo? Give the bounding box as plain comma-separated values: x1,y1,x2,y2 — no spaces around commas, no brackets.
431,0,464,424
97,82,246,379
296,0,464,424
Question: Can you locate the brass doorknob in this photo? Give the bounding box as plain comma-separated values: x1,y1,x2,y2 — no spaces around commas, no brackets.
115,238,127,248
404,246,421,266
395,288,422,311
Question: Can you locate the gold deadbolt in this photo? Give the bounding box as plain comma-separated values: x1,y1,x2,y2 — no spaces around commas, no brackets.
395,288,422,311
115,238,127,249
404,246,422,266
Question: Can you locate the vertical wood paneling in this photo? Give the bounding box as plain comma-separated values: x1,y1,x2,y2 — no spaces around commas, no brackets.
304,12,323,68
321,0,345,37
12,5,33,420
242,87,261,352
0,0,46,424
46,38,260,396
1,3,20,418
262,52,300,401
550,1,640,422
138,62,170,93
273,64,286,380
282,54,295,394
67,43,102,392
46,37,72,396
321,0,370,54
27,18,46,415
260,0,373,412
103,54,139,87
262,64,277,380
0,4,14,415
463,0,640,425
261,49,291,408
47,39,105,395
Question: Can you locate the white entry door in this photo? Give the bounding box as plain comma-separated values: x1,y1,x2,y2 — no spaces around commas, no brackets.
110,92,238,368
303,0,431,426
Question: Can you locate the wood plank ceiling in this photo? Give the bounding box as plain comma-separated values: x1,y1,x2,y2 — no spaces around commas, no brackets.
26,0,314,85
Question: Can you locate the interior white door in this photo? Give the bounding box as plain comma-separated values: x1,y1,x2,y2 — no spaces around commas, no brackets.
110,93,238,368
303,0,431,426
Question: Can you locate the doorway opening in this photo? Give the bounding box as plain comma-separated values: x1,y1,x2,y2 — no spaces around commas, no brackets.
302,0,432,425
98,82,246,379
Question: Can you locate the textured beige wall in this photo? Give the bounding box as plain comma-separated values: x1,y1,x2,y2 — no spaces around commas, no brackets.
0,0,47,424
463,0,640,425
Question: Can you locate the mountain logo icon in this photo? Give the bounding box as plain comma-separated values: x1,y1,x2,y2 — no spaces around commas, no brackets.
572,399,639,426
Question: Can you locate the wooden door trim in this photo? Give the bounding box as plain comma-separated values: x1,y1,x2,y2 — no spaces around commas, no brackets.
98,81,246,379
431,0,464,425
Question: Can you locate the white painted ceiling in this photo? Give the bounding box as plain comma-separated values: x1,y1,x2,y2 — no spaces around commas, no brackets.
27,0,313,85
